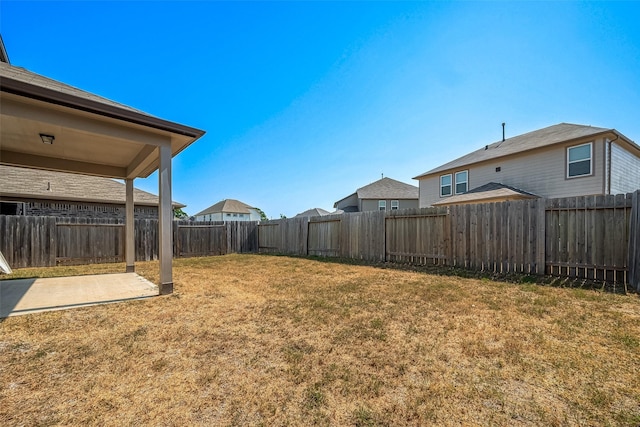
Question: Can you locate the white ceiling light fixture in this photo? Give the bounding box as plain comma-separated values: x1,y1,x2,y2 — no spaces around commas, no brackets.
39,133,55,144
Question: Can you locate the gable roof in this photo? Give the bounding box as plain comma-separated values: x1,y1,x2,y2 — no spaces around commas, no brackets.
334,177,419,207
295,208,332,217
194,199,255,216
414,123,622,179
0,165,185,207
432,182,537,206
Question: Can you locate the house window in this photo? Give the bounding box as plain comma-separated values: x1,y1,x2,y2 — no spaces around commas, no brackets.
455,170,468,194
567,142,592,178
378,200,386,211
440,174,452,197
391,200,399,210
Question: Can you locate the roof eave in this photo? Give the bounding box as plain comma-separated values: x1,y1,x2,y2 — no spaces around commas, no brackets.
0,76,206,139
413,128,620,180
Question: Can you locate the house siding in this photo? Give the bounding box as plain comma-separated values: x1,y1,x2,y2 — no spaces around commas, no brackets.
195,211,259,222
361,199,419,212
610,141,640,194
335,193,359,211
419,138,607,207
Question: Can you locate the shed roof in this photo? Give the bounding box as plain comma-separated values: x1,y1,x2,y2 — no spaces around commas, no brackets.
432,182,537,206
194,199,255,216
0,165,185,207
414,123,621,179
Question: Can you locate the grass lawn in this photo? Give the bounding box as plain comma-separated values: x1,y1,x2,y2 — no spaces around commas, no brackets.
1,254,639,426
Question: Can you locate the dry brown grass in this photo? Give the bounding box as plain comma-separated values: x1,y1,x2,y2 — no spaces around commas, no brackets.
1,254,639,426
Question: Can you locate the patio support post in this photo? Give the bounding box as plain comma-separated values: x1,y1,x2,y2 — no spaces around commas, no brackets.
158,144,173,294
125,178,135,272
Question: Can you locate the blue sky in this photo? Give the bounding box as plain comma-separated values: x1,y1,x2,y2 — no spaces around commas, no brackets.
2,1,639,218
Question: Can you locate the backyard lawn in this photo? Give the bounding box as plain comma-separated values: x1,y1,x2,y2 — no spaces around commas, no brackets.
1,254,639,426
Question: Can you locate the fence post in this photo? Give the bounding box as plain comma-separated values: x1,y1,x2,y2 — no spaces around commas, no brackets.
629,190,640,292
536,198,546,275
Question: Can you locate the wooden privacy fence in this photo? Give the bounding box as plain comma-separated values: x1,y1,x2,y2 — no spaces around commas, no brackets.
259,211,386,262
2,192,639,290
0,217,259,268
258,191,640,291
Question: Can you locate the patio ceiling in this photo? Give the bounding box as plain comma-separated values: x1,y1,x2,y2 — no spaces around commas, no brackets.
0,61,204,179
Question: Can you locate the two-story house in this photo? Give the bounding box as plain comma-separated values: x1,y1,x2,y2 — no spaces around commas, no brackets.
194,199,261,222
334,177,419,212
414,123,640,207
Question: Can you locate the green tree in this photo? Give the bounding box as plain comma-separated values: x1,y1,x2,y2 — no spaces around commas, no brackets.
254,207,268,221
173,207,189,219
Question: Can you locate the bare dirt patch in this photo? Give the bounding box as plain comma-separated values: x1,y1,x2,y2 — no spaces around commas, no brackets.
1,254,639,425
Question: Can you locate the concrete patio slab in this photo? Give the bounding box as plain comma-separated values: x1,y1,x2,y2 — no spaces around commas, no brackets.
0,273,159,318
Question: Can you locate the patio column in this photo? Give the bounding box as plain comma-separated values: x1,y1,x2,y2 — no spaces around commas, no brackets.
125,178,135,273
158,144,173,294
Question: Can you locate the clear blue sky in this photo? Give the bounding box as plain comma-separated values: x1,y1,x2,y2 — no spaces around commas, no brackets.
2,1,639,218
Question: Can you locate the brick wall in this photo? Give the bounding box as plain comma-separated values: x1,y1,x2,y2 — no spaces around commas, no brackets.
13,198,159,219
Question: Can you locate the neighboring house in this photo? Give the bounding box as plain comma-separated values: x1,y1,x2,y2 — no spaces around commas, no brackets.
414,123,640,208
334,177,419,212
194,199,261,222
0,165,185,219
295,208,332,218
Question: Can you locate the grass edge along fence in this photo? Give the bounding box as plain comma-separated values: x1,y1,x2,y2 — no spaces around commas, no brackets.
258,191,640,291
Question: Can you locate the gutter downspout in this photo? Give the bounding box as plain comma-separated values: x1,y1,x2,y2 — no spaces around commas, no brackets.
606,133,620,195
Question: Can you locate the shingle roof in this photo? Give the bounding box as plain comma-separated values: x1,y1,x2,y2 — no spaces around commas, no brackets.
194,199,255,216
414,123,613,179
0,165,185,207
295,208,332,217
356,177,419,199
432,182,538,206
0,61,150,116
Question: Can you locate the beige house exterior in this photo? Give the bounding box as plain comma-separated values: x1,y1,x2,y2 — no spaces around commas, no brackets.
334,177,419,212
194,199,261,222
414,123,640,207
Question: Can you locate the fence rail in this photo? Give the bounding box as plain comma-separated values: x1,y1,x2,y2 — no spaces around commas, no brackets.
2,191,639,291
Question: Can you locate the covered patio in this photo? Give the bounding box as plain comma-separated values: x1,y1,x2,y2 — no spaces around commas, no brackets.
0,53,204,301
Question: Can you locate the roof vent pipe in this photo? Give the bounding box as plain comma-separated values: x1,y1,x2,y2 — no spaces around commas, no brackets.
502,122,506,142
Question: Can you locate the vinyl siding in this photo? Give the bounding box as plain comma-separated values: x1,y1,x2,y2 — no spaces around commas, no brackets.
335,193,358,211
195,212,224,221
610,142,640,194
419,138,606,207
361,199,419,212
